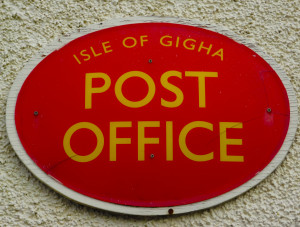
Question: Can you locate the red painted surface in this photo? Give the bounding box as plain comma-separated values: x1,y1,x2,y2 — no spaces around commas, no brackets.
15,23,290,207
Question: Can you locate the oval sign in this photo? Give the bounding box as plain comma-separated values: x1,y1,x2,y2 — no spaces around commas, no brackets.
6,17,297,215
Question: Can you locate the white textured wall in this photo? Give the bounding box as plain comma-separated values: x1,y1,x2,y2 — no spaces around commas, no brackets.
0,0,299,226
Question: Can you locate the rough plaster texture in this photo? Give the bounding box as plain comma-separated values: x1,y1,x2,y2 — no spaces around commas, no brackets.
0,0,299,226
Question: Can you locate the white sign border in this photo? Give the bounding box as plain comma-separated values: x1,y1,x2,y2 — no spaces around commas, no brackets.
6,17,298,216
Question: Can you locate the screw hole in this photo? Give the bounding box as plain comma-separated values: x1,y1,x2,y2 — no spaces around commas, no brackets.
148,59,152,63
168,208,174,215
33,111,39,116
267,108,272,113
150,154,155,159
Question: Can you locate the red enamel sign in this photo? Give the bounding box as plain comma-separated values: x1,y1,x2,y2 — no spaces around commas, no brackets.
6,18,297,215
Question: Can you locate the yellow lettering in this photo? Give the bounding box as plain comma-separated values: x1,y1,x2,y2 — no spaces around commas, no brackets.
185,71,218,108
220,122,243,162
63,122,104,162
109,122,132,161
212,48,224,61
140,35,148,46
123,37,137,48
166,121,173,161
160,35,172,47
138,121,160,161
73,54,81,64
161,71,184,108
183,39,196,50
85,73,111,109
179,121,214,161
115,71,155,108
176,36,180,48
90,46,102,57
198,42,212,55
102,41,113,53
80,49,90,61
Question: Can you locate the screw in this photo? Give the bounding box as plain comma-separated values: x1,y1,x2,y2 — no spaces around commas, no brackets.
267,108,272,113
150,154,155,159
148,59,152,63
33,111,39,116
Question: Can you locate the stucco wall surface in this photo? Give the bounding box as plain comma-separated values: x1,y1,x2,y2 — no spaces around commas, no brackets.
0,0,299,226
